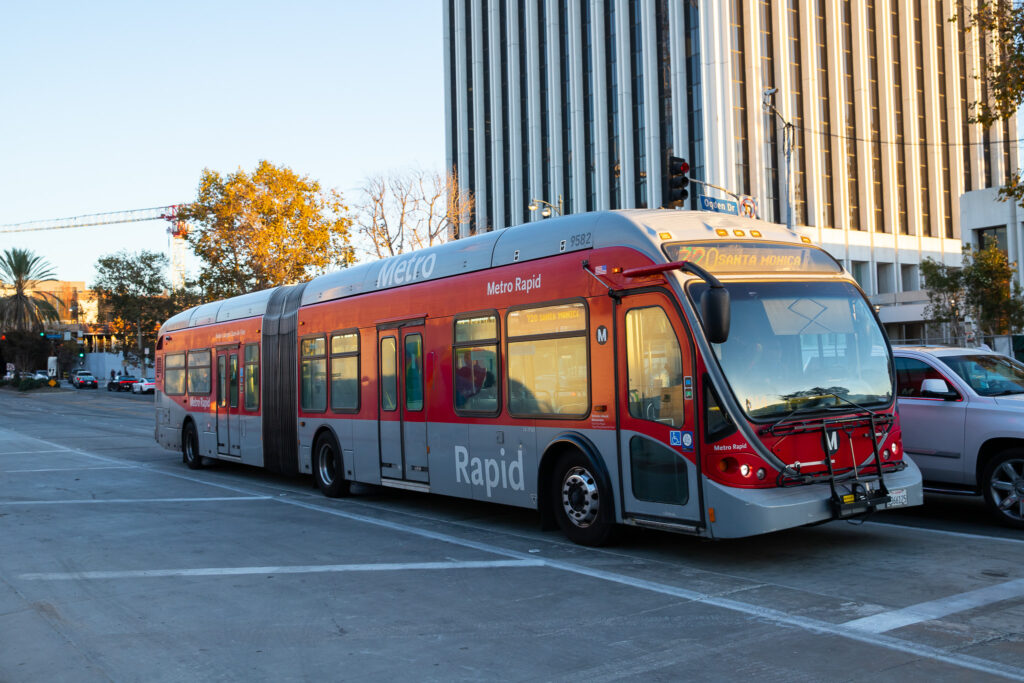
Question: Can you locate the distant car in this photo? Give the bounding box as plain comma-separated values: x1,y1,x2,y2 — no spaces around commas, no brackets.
894,346,1024,528
72,371,98,389
131,378,156,394
31,370,50,381
107,376,137,392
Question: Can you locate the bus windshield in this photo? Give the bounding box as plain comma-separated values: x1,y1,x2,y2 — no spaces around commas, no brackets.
690,280,892,420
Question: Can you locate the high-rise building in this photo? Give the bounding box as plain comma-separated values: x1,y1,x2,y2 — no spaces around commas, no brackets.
443,0,1020,341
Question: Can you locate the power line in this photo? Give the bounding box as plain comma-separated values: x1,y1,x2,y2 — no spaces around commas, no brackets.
789,123,1022,150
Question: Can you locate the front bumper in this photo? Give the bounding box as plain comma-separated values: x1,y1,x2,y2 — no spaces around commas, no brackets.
702,456,923,539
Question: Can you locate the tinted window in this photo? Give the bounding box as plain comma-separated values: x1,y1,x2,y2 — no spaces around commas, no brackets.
894,356,950,398
330,332,359,412
300,336,327,412
507,302,588,417
244,344,259,410
454,313,499,414
164,353,186,395
381,337,397,411
187,349,211,395
626,306,685,427
942,354,1024,397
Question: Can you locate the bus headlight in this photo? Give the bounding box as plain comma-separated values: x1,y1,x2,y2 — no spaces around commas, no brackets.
739,464,751,477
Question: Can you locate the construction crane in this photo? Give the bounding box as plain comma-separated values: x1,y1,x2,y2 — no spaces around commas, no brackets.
0,205,190,288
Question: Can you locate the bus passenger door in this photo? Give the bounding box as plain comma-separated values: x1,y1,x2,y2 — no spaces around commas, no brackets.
216,352,230,456
377,323,430,485
616,292,702,526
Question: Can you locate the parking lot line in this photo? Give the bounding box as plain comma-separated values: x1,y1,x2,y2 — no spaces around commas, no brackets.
842,577,1024,634
0,495,272,506
8,432,1024,681
0,449,76,456
20,559,546,581
870,519,1024,546
5,465,135,473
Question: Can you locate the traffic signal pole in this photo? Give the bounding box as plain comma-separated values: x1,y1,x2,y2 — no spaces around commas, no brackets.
762,88,795,232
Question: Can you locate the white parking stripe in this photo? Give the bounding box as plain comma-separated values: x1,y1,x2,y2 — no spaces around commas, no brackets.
0,496,271,506
20,559,545,581
843,578,1024,633
8,430,1024,681
5,465,135,473
870,520,1024,546
0,449,74,456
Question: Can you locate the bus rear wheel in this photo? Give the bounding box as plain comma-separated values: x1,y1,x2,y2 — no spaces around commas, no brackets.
550,452,616,547
182,422,203,470
314,432,350,498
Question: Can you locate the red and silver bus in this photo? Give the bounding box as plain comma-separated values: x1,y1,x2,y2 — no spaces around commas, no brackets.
154,210,922,545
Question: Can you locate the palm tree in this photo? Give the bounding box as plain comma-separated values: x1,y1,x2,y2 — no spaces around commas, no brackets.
0,248,60,331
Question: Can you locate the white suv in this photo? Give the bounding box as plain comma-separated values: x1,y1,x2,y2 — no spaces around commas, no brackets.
893,346,1024,528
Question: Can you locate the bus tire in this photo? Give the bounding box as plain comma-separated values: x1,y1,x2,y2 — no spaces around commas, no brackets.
182,422,203,470
550,451,616,547
314,432,350,498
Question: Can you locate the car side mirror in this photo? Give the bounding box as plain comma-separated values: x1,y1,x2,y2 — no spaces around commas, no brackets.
920,378,958,400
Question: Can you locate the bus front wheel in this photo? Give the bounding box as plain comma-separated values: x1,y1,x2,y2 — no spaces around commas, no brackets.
550,451,616,547
182,422,203,470
314,432,350,498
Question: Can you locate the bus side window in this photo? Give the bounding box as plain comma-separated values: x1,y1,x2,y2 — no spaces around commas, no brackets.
330,331,359,412
453,312,499,415
187,349,211,395
300,336,327,412
507,302,588,417
165,353,186,395
381,337,398,411
244,343,259,411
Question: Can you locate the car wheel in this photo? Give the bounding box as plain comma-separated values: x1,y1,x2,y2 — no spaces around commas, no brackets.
982,449,1024,529
550,451,617,547
313,431,350,498
182,422,203,470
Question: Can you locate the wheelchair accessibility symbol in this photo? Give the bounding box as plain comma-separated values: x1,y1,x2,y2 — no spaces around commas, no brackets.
670,431,694,451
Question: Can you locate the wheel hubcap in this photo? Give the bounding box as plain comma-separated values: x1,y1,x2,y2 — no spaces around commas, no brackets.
989,458,1024,522
561,466,599,528
318,445,335,486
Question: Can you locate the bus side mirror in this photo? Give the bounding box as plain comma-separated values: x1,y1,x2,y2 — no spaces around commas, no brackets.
701,288,730,344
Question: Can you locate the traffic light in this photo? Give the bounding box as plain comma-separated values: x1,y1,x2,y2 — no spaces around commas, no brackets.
665,156,690,206
78,351,85,358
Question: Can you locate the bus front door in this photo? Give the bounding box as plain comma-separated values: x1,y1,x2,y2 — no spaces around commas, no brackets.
616,291,702,526
377,324,429,485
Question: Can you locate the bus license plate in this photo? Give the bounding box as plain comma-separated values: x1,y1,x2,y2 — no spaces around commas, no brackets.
886,488,907,508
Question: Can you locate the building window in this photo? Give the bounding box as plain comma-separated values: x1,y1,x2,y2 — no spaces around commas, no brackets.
841,0,860,229
560,0,574,213
244,343,259,411
760,0,780,223
957,4,973,193
900,264,920,292
482,0,493,232
876,262,895,295
300,336,327,412
936,8,953,239
454,312,500,414
606,0,621,208
913,0,931,235
867,0,883,232
891,3,909,235
539,0,551,206
186,349,211,396
465,0,477,233
330,332,359,412
815,0,834,227
582,0,596,210
507,301,588,417
519,0,531,220
786,0,807,225
684,1,703,208
500,0,512,228
730,0,748,194
656,0,673,205
165,352,185,396
630,0,647,208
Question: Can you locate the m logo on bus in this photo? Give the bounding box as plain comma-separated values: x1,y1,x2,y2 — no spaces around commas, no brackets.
595,326,608,344
823,429,840,456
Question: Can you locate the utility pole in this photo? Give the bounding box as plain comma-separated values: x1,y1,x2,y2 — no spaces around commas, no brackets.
762,89,796,231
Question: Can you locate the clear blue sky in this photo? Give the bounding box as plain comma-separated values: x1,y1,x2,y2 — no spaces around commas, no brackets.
0,1,446,284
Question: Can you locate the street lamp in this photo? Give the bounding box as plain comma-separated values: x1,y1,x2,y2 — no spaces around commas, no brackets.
528,196,563,219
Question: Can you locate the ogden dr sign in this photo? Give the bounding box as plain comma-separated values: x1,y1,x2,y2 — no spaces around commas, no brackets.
699,195,738,215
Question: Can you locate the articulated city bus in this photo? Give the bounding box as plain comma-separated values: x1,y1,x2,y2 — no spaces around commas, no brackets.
154,210,922,545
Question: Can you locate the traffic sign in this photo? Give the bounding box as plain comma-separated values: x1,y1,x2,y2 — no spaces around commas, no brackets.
699,195,739,215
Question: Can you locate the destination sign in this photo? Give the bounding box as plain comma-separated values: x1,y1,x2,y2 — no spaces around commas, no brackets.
663,241,841,274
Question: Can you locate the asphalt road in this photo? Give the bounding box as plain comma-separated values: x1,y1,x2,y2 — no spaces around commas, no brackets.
1,387,1022,681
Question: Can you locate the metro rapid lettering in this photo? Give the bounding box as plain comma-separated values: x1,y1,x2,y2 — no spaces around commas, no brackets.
454,444,525,498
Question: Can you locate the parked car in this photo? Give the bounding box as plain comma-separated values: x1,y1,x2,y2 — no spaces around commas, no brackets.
131,377,156,394
31,370,50,381
72,371,98,389
107,375,137,392
893,346,1024,528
